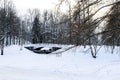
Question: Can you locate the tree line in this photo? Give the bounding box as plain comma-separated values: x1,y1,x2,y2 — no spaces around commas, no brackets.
0,0,120,58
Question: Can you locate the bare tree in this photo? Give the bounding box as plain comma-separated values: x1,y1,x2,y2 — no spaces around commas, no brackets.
0,0,21,55
102,1,120,53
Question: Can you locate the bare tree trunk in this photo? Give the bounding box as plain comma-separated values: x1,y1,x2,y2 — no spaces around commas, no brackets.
1,39,4,55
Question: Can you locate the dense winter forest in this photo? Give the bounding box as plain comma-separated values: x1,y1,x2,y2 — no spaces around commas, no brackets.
0,0,120,58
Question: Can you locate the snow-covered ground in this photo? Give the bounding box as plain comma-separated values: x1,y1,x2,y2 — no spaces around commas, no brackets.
0,44,120,80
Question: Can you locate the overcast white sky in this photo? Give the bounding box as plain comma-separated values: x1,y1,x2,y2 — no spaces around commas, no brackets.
13,0,58,15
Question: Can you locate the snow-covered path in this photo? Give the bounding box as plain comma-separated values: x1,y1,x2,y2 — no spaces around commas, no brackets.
0,45,120,80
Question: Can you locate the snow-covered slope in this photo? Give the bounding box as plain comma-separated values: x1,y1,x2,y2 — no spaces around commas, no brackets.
0,45,120,80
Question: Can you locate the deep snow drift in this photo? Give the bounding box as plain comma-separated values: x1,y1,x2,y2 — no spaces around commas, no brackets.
0,44,120,80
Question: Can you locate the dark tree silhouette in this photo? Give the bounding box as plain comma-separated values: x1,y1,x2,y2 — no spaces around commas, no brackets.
32,16,42,43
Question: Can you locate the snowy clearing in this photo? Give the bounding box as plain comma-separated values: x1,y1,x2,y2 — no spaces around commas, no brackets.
0,44,120,80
